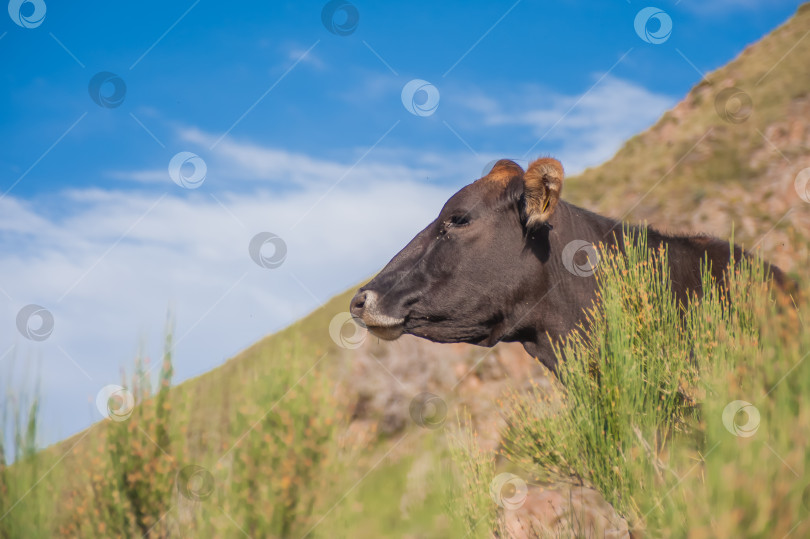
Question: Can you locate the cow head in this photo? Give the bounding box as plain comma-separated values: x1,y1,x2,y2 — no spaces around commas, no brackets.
349,157,570,349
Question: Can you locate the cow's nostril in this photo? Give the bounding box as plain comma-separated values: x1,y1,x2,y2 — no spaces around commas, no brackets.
349,289,404,332
350,290,368,317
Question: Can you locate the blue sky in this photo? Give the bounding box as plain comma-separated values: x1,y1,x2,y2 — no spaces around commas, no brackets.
0,0,804,445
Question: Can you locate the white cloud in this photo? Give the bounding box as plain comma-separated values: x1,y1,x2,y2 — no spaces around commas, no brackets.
112,127,476,188
0,143,458,445
458,75,676,175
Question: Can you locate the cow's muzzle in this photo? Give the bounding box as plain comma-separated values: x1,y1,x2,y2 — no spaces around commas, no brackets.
350,289,405,340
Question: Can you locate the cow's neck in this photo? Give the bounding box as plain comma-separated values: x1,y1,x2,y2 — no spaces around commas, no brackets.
511,200,742,372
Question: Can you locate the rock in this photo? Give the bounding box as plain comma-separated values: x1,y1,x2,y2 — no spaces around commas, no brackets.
499,483,631,538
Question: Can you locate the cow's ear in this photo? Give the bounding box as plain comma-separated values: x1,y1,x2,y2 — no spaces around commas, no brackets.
523,157,564,228
486,159,524,182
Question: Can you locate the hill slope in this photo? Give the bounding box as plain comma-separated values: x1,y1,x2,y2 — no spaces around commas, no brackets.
566,3,810,273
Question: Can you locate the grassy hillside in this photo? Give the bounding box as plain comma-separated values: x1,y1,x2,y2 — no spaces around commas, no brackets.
3,4,810,538
566,3,810,274
1,284,544,537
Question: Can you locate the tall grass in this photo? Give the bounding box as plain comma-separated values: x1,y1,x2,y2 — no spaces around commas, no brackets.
452,228,809,536
59,321,177,537
52,325,351,537
0,365,44,538
220,340,346,538
448,412,499,538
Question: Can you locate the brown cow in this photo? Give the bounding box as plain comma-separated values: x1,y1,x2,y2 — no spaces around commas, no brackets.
350,158,788,372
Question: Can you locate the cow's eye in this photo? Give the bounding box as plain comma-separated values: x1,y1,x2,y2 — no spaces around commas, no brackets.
448,214,470,227
439,213,471,236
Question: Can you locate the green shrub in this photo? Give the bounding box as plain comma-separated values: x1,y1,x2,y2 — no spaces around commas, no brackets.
487,227,808,536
